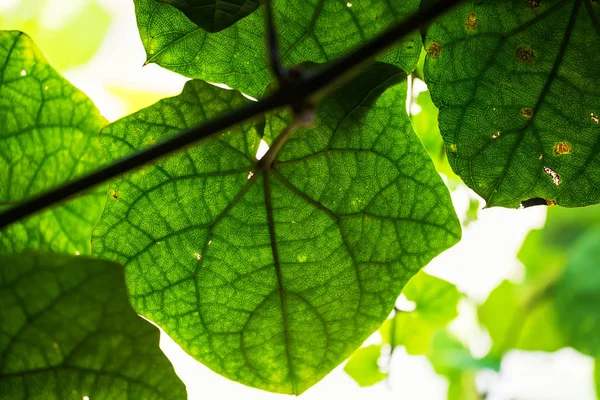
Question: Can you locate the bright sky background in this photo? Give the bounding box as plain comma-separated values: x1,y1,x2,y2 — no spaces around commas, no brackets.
0,0,596,398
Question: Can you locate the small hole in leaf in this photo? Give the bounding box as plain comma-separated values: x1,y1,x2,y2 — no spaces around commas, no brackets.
492,131,501,139
543,166,561,186
256,140,269,160
194,253,202,261
591,113,599,124
247,171,255,180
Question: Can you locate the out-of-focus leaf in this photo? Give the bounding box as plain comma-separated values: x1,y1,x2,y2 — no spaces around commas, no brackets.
134,0,422,97
382,272,461,355
411,87,456,179
595,359,599,398
0,0,111,70
428,331,497,400
156,0,260,32
556,228,600,357
463,197,480,227
424,0,600,208
0,252,187,400
0,31,107,254
92,65,460,394
344,345,387,387
479,280,565,358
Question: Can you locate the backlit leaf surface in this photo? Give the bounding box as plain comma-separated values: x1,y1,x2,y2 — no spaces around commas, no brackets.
0,252,186,400
424,0,600,208
92,64,460,393
0,31,107,254
134,0,421,97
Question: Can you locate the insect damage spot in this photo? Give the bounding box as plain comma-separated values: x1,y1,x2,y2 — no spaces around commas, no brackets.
110,190,119,200
465,12,478,31
526,0,541,8
519,197,548,208
516,46,535,64
592,113,599,124
427,42,442,58
520,107,534,119
553,142,572,155
492,131,501,139
449,143,457,151
546,199,557,206
543,166,561,186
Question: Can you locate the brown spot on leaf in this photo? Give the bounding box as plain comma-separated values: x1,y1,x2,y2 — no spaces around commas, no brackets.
516,46,535,64
427,42,442,58
526,0,541,8
520,107,534,119
553,142,572,155
465,12,478,31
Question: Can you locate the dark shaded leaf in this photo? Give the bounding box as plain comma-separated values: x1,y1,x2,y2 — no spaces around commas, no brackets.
424,0,600,208
156,0,261,32
0,252,186,400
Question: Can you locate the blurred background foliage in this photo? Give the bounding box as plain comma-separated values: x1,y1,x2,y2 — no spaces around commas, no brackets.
0,0,110,70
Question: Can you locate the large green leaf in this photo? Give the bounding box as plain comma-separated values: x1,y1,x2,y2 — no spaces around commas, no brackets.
0,252,186,400
424,0,600,208
343,345,386,387
556,227,600,357
0,31,107,254
92,64,460,394
134,0,421,98
381,271,460,355
156,0,261,33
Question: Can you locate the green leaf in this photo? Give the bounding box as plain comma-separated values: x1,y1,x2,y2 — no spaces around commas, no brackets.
0,0,111,71
134,0,422,97
428,331,496,400
479,280,565,358
0,252,186,400
556,227,600,357
92,64,460,394
0,31,107,254
424,0,600,208
344,345,386,387
381,271,461,355
156,0,261,33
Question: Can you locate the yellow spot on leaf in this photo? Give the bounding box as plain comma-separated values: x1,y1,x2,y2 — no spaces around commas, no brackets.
546,199,557,206
297,255,307,263
553,142,572,155
465,12,478,31
520,107,534,119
